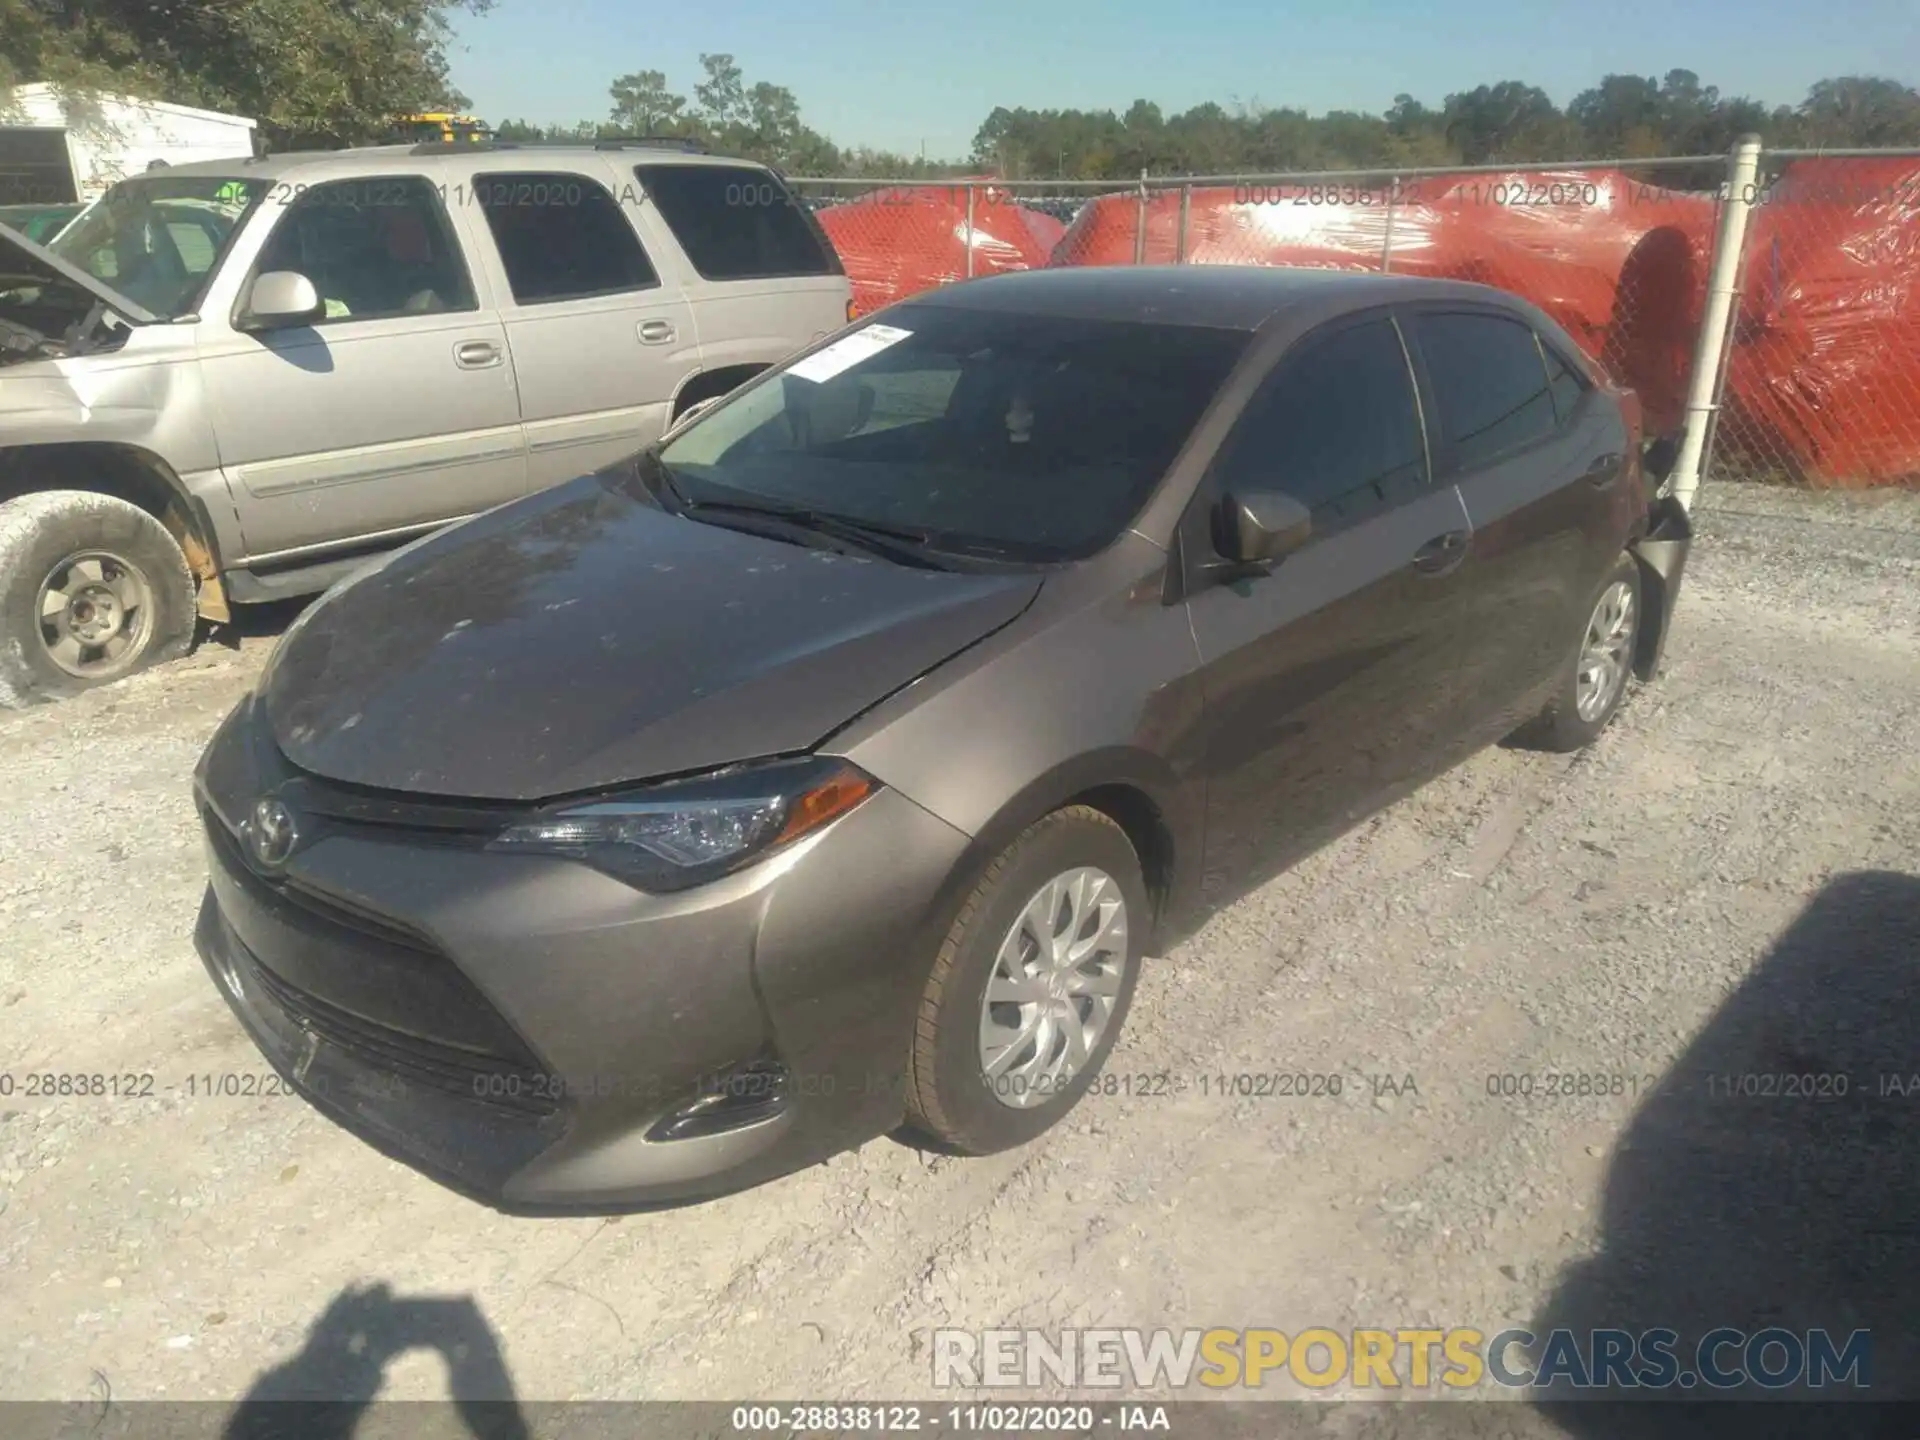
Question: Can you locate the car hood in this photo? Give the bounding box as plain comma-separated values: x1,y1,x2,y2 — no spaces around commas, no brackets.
261,468,1043,800
0,223,157,324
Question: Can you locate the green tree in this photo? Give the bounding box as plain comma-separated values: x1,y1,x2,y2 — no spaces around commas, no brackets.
0,0,492,148
1797,76,1920,146
608,69,688,136
692,52,748,130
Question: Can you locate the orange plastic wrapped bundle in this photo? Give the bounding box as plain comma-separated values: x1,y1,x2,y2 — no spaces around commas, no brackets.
1722,157,1920,487
817,183,1066,317
1049,176,1716,436
1421,170,1717,435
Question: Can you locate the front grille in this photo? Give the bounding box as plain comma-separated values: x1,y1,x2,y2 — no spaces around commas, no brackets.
203,813,437,953
200,804,560,1119
237,949,559,1118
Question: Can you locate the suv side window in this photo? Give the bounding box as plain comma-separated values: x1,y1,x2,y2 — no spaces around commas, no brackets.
632,164,840,281
1212,317,1428,533
474,171,659,304
1415,312,1559,468
250,176,476,323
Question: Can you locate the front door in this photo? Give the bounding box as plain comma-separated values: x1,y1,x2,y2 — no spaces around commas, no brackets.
198,173,526,561
1185,312,1477,905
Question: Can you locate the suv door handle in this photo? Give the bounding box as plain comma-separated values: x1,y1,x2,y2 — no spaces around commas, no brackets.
638,320,676,345
454,340,502,369
1411,529,1470,577
1584,452,1624,486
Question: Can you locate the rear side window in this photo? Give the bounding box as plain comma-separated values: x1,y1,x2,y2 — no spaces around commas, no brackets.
633,163,839,281
1416,312,1558,467
1541,340,1589,423
1214,318,1428,527
475,171,658,304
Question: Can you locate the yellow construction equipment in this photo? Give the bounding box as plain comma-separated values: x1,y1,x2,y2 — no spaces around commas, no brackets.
390,112,492,145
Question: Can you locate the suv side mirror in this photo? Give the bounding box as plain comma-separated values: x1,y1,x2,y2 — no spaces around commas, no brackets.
1216,489,1312,565
241,271,324,330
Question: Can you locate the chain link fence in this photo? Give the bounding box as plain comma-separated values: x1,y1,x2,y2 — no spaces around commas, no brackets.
1708,149,1920,490
791,146,1920,493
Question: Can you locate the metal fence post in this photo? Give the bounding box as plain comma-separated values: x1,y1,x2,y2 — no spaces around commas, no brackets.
1669,134,1763,513
1380,176,1398,273
1133,169,1149,265
962,183,977,280
1176,183,1191,263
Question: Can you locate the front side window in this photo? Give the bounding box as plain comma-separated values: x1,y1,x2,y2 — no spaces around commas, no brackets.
474,171,658,303
45,175,264,319
1211,318,1428,530
633,163,840,281
250,176,475,323
1416,312,1559,468
657,304,1248,563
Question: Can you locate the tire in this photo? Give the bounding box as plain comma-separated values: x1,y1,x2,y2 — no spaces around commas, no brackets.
904,805,1147,1155
1521,551,1642,754
0,490,198,709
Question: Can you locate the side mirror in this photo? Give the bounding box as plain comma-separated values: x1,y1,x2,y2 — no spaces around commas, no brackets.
241,270,324,330
1216,488,1312,565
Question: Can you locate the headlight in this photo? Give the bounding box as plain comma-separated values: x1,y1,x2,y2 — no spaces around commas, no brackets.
487,756,876,892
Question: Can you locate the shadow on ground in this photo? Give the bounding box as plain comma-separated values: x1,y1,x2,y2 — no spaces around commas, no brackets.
1532,869,1920,1436
222,1284,529,1440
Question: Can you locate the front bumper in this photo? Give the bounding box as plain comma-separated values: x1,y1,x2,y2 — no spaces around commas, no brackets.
193,698,970,1212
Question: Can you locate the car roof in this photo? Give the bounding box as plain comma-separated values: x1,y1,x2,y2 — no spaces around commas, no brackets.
142,144,765,184
900,265,1521,332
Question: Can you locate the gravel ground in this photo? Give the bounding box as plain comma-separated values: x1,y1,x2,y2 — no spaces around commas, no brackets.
1,485,1916,1423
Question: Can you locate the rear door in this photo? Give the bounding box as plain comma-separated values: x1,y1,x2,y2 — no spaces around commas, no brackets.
452,158,702,490
1185,312,1477,902
630,161,848,372
1406,306,1635,742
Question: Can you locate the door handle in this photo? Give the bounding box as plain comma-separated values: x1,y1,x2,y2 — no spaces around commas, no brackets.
638,319,676,345
454,340,502,369
1410,529,1470,577
1584,452,1624,486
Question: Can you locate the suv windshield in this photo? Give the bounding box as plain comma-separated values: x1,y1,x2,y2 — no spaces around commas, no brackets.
45,175,264,319
656,304,1248,563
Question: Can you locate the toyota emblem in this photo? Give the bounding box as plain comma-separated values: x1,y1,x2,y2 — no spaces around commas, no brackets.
249,796,299,869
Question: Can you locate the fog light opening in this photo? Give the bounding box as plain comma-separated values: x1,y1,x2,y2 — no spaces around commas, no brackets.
646,1059,791,1143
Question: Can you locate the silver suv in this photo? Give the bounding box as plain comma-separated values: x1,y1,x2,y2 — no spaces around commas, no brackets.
0,139,852,705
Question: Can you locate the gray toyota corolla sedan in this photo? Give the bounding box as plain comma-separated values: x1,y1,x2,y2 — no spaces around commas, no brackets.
193,266,1693,1212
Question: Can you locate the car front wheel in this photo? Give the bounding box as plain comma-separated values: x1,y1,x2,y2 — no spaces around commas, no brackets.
904,805,1146,1154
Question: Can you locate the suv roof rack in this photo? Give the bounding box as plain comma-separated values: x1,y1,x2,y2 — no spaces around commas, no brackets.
406,136,713,156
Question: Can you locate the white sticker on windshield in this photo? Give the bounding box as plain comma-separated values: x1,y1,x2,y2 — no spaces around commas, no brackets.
787,323,913,383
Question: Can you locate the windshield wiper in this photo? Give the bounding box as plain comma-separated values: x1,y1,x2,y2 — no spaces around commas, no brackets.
634,450,1032,568
686,500,956,570
634,446,693,511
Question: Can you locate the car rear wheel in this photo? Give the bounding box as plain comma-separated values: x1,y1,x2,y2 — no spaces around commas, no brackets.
1523,551,1642,753
904,806,1146,1155
0,490,198,708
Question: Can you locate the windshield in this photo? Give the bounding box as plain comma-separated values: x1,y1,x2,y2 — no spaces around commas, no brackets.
46,175,265,319
656,303,1249,563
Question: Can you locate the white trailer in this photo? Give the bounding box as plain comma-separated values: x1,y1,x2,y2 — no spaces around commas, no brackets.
0,85,257,205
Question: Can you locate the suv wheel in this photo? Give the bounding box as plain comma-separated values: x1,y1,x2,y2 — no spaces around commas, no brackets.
0,490,198,708
904,806,1146,1154
1521,551,1643,753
